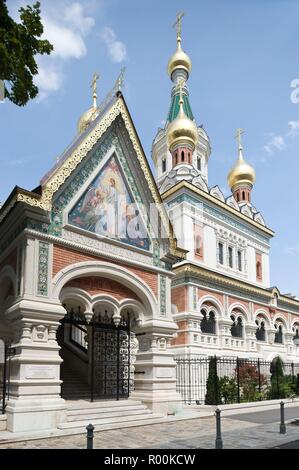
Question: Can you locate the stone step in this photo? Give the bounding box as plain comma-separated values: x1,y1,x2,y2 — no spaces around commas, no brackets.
67,408,151,422
58,412,164,430
67,404,146,416
66,399,143,410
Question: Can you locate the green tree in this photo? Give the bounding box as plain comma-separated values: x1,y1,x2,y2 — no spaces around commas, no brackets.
270,357,285,399
0,0,53,106
219,376,238,404
205,356,221,405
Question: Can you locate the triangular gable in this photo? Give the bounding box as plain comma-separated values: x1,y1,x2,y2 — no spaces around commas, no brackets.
68,154,150,250
3,92,185,261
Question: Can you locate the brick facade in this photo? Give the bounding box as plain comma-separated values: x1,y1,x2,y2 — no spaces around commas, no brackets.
64,276,138,301
53,244,158,296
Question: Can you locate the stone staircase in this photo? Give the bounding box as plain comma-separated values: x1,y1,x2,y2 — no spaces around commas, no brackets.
58,400,166,432
60,365,90,400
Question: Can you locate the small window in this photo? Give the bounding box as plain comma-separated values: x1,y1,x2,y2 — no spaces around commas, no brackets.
195,235,201,255
181,151,185,162
228,246,233,268
175,153,178,165
236,192,240,202
242,191,246,201
256,261,262,279
162,159,166,173
197,157,201,171
237,250,242,271
218,242,224,265
274,324,283,344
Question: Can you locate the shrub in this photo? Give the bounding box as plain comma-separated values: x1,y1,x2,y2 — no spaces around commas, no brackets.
219,376,238,404
205,356,221,405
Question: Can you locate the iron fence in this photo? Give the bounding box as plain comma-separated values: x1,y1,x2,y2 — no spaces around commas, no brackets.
175,356,299,405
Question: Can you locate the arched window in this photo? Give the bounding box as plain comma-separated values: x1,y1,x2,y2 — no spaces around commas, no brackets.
197,157,201,171
274,323,283,344
195,235,201,255
256,261,262,279
181,151,185,162
162,158,166,173
236,192,240,202
228,246,233,268
230,313,243,338
292,324,299,344
237,250,242,271
255,319,266,341
242,191,245,200
188,152,191,163
200,308,216,334
175,153,178,165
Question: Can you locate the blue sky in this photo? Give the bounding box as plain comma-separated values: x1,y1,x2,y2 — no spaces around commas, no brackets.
2,0,299,295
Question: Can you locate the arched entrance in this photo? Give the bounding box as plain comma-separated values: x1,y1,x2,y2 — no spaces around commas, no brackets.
56,275,144,402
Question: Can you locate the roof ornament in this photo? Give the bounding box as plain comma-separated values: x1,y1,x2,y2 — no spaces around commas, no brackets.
173,11,184,46
91,72,100,108
116,67,126,92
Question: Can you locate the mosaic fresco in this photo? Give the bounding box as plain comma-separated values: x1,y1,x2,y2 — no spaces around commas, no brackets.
68,155,150,250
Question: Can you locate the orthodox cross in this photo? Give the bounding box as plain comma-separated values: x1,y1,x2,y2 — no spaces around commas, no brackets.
91,72,100,107
173,12,185,38
235,128,244,149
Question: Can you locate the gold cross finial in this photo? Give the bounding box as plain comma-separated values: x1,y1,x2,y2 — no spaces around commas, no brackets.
91,72,99,107
235,128,244,149
173,12,184,40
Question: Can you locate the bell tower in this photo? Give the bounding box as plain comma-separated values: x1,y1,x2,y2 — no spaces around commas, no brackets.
152,13,211,192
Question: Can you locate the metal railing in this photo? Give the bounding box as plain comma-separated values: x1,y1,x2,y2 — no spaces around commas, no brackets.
175,356,299,405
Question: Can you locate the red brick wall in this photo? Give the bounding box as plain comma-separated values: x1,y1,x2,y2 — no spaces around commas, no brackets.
64,276,138,301
198,288,224,307
228,297,249,311
172,286,187,312
53,244,158,296
172,320,188,346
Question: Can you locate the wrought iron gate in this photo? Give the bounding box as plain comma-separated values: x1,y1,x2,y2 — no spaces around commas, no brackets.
61,308,131,401
91,312,131,401
0,340,15,414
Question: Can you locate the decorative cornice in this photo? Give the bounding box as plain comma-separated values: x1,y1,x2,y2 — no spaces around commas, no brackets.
173,263,299,310
161,180,274,237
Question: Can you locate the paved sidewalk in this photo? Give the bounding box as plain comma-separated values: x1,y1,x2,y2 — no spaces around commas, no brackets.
0,415,299,449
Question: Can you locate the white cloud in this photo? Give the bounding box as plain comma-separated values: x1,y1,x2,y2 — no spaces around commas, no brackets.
287,120,299,138
64,2,95,35
264,134,285,154
263,120,299,157
34,61,64,101
29,2,95,101
42,17,87,59
285,246,299,256
101,27,127,63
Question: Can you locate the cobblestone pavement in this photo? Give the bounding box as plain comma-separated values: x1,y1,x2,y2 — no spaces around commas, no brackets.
1,416,299,449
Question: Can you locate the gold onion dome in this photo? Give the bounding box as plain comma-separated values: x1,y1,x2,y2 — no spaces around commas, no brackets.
167,35,192,77
78,72,100,134
77,106,98,133
227,145,256,190
167,92,198,150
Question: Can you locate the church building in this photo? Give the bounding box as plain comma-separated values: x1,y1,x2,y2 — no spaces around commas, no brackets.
0,16,299,434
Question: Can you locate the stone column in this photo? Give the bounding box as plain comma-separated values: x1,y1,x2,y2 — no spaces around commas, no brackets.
245,324,257,352
130,318,182,415
4,299,67,433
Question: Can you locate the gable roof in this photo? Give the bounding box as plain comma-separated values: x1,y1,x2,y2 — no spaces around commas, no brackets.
0,91,186,261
